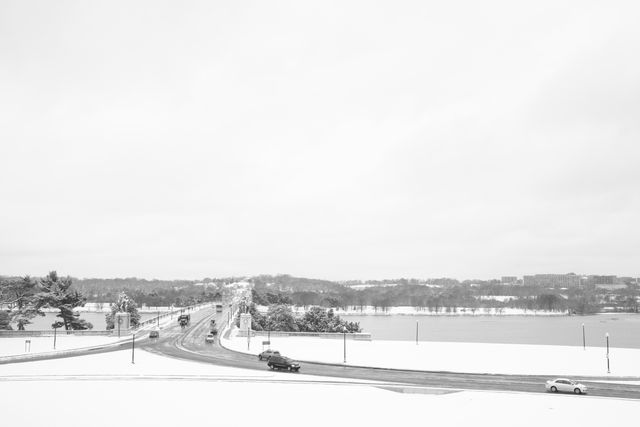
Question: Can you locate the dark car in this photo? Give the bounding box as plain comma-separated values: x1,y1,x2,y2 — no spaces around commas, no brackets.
258,349,280,361
267,355,300,372
149,330,160,339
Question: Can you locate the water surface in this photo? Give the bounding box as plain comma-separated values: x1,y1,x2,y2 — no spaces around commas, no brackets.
344,314,640,348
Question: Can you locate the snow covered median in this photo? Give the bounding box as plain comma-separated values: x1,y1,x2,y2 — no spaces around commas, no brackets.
223,328,640,377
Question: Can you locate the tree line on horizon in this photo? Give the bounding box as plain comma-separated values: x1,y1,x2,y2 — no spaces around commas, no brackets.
250,277,640,315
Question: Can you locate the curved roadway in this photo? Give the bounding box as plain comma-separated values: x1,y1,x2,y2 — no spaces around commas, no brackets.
141,306,640,400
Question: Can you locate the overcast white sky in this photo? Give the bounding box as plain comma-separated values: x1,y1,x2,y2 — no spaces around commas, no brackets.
1,1,639,281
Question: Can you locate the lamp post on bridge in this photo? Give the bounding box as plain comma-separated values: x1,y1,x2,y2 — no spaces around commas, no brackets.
582,323,585,350
132,332,136,364
606,333,610,374
343,326,347,364
53,324,58,350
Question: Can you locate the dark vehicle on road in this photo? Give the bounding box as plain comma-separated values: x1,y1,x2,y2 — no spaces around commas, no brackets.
215,304,223,313
258,349,280,361
267,355,300,372
178,314,190,328
149,330,159,339
205,333,215,343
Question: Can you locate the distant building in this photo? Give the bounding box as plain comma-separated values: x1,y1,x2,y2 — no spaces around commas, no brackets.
501,276,518,285
523,273,581,287
584,275,617,286
595,284,627,291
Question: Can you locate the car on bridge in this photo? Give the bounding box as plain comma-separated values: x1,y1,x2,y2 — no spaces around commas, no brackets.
258,349,280,361
149,330,160,339
545,378,587,394
178,314,190,328
267,355,300,372
205,333,215,343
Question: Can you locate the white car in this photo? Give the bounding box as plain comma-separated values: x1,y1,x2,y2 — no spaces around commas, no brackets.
205,334,215,343
545,378,587,394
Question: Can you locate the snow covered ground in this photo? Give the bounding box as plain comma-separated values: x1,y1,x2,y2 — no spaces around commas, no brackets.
0,335,121,357
1,349,638,427
223,328,640,377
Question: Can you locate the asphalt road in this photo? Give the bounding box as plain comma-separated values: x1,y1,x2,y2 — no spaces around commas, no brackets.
141,306,640,400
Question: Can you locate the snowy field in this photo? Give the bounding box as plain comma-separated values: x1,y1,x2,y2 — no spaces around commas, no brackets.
223,329,640,377
0,335,122,357
1,349,639,427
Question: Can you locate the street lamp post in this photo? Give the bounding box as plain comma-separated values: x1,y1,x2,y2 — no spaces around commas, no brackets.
582,323,585,350
266,315,271,349
343,327,347,364
416,321,419,345
132,333,136,364
157,311,160,329
606,333,610,374
53,325,57,350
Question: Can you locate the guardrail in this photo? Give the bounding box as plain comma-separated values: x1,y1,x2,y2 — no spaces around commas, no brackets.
237,330,372,341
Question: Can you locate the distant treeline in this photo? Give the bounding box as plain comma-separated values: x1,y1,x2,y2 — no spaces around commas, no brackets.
71,277,233,307
251,275,640,314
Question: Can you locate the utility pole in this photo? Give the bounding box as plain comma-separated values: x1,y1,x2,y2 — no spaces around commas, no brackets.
132,333,136,364
582,323,585,350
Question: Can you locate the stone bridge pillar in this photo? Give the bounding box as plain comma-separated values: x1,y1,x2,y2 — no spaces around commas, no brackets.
238,313,252,337
114,312,131,335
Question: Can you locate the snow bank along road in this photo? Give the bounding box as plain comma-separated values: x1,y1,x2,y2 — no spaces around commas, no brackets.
3,306,640,399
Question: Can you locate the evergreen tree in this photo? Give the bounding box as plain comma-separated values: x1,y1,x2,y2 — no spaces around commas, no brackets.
35,271,93,330
3,276,43,330
0,310,12,330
